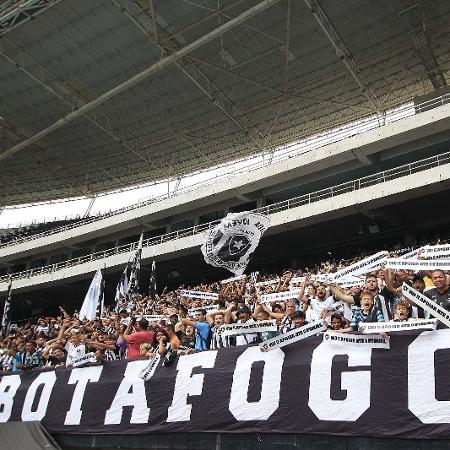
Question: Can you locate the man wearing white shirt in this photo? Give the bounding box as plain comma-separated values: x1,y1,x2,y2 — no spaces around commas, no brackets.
303,284,334,322
65,333,87,368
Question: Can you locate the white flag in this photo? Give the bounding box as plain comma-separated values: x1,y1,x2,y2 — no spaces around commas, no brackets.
79,269,104,321
201,212,270,276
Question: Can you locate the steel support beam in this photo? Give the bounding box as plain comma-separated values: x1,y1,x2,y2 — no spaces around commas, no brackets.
114,0,268,153
0,0,63,37
0,0,282,163
0,40,154,172
303,0,381,113
395,0,447,89
187,55,374,113
83,196,97,219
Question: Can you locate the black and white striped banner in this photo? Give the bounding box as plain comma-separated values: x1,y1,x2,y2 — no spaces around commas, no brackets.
333,251,388,279
386,258,450,271
421,244,450,258
181,290,219,300
260,289,301,303
187,304,219,315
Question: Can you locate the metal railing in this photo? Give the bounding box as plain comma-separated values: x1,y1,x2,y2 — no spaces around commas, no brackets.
1,92,449,248
1,149,449,284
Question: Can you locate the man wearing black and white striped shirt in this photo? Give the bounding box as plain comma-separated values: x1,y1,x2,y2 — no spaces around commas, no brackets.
207,310,232,349
86,335,121,361
0,348,16,372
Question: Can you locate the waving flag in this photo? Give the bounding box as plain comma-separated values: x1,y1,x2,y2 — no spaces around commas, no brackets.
149,260,157,298
115,264,129,309
201,212,270,275
79,269,104,321
128,233,143,295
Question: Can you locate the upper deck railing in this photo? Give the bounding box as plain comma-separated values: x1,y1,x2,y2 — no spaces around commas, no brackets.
1,92,448,249
1,148,448,284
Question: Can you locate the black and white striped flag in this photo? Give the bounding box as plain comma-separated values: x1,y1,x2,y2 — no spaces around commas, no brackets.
149,260,157,299
128,233,143,295
1,277,12,337
115,264,129,309
79,269,104,321
250,271,260,284
98,266,106,319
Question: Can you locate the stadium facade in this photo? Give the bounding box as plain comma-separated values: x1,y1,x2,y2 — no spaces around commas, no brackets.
1,99,450,316
1,0,450,448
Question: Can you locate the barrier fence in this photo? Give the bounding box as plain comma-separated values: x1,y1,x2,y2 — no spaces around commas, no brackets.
0,148,448,284
1,92,449,248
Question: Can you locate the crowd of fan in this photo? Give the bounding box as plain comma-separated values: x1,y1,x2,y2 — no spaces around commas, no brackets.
1,243,449,374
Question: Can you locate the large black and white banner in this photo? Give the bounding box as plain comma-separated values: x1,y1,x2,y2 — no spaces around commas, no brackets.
201,212,270,275
3,330,450,438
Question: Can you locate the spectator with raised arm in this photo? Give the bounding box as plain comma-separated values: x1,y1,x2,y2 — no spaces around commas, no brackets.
181,309,211,351
343,290,385,333
123,317,154,360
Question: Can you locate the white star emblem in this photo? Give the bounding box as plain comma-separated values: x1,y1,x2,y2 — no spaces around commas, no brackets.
233,239,245,250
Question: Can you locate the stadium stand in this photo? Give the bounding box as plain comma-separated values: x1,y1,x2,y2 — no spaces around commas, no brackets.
1,236,447,373
2,0,450,448
0,218,82,245
0,148,449,286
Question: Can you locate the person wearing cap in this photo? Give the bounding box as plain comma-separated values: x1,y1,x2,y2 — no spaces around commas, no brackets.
123,317,154,360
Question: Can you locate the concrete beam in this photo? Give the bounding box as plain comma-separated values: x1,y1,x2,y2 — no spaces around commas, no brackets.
234,192,252,203
352,149,374,166
1,102,450,262
0,0,281,162
1,162,448,293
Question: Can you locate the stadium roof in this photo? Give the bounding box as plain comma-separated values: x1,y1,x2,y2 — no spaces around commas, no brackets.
0,0,449,206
